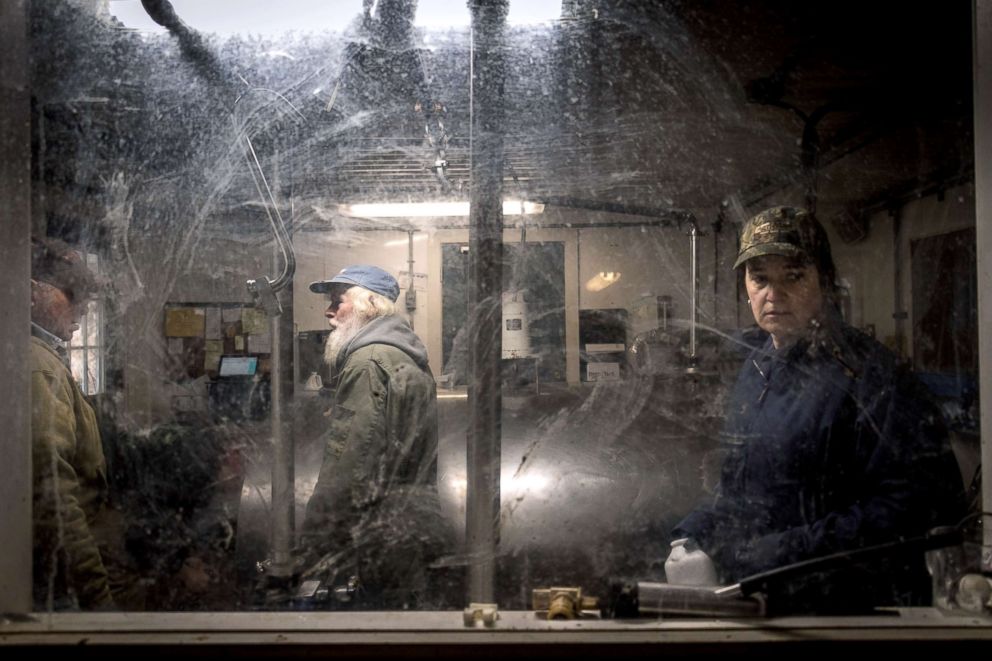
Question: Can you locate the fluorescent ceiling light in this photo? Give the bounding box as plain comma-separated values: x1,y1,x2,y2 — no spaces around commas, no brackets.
340,200,545,218
383,234,429,248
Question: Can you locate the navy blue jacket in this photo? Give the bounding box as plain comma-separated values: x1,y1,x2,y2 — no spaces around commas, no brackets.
675,324,964,613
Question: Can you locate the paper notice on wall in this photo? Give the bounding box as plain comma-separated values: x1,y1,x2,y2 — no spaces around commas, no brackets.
204,352,222,372
398,271,429,291
249,332,272,354
221,307,242,323
165,307,205,337
204,308,221,339
167,337,184,354
242,308,268,335
234,336,245,351
587,362,621,382
205,339,223,354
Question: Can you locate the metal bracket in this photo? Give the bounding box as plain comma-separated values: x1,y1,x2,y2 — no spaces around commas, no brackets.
532,587,599,620
247,276,282,317
462,602,499,627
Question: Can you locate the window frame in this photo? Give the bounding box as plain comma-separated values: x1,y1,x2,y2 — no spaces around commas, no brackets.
1,0,991,651
68,253,105,395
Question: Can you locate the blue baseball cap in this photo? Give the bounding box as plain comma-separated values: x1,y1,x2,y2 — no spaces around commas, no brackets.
309,264,400,302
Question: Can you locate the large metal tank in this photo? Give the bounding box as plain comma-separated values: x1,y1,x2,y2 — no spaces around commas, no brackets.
501,290,533,359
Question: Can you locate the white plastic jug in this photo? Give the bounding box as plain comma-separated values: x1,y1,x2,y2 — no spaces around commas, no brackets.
664,537,719,586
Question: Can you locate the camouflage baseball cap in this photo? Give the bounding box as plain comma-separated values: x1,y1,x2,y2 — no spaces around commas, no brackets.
734,206,824,269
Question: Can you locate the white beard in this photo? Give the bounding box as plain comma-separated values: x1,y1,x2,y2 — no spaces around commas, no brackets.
323,314,367,367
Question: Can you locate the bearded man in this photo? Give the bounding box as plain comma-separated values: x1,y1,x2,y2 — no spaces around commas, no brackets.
300,265,452,609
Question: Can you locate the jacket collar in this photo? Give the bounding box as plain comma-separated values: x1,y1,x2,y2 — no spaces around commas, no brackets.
31,322,70,364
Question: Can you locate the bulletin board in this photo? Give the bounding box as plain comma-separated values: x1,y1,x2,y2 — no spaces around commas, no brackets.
163,303,272,379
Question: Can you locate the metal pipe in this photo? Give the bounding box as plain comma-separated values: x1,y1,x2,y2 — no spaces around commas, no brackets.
408,230,415,283
269,276,295,579
635,582,763,617
689,224,698,366
536,196,695,226
242,133,297,292
407,230,416,331
315,219,695,233
466,0,508,605
974,0,992,573
892,208,906,356
0,0,32,613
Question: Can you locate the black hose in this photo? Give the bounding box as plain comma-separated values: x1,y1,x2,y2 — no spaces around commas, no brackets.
720,526,964,598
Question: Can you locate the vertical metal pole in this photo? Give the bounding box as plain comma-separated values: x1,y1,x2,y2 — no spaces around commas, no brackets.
0,0,33,613
892,208,907,357
408,230,416,332
689,224,698,364
269,279,295,578
268,138,294,581
466,0,508,604
973,0,992,572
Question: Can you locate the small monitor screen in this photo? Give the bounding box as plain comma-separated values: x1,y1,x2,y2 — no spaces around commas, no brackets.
218,355,258,377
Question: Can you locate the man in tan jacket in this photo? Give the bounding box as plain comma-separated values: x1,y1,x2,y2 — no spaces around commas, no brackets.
30,236,113,610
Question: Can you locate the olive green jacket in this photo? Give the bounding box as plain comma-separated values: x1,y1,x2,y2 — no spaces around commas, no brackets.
300,316,451,601
31,333,113,610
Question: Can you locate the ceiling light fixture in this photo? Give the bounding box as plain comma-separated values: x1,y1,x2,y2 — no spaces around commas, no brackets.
383,234,429,248
339,200,545,218
585,271,622,292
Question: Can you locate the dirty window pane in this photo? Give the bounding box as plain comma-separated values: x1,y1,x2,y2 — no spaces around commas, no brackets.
21,0,980,620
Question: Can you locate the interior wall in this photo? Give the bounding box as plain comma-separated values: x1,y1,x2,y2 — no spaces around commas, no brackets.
296,209,737,386
732,184,976,359
122,235,268,427
835,183,975,357
578,226,687,312
575,220,733,326
292,229,431,332
118,184,976,425
121,201,803,423
427,227,581,384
